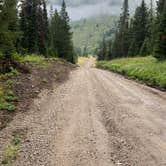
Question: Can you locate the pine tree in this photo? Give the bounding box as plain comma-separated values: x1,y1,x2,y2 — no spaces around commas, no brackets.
20,0,38,53
112,0,130,57
20,0,49,55
107,40,113,60
146,0,155,54
49,1,76,63
154,1,166,59
0,0,18,59
59,0,76,63
129,0,149,55
38,0,49,56
98,35,107,60
49,9,61,57
112,31,121,58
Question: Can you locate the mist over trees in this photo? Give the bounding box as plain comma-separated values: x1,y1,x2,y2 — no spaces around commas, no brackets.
97,0,166,61
0,0,76,65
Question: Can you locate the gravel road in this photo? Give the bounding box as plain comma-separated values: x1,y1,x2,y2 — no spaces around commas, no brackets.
1,59,166,166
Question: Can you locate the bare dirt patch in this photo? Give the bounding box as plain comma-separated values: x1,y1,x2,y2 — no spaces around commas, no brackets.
0,59,75,130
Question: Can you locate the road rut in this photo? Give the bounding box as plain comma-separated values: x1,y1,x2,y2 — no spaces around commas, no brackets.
1,60,166,166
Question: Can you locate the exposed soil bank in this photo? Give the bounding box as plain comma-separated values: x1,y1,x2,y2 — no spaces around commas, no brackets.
0,59,75,130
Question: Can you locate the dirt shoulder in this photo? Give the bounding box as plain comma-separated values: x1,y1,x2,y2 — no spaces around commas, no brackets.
0,59,76,130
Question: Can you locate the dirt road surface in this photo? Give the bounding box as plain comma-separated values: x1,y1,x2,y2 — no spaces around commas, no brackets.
0,58,166,166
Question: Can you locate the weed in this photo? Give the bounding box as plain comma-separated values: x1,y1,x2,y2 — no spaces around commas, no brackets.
5,80,17,89
12,135,22,146
1,145,19,165
0,68,19,80
1,134,22,165
97,56,166,89
0,103,16,111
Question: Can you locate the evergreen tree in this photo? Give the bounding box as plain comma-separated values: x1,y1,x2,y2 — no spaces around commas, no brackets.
38,0,49,56
20,0,38,53
146,0,155,54
154,1,166,59
107,40,113,60
20,0,49,55
49,1,76,63
112,31,121,58
112,0,130,57
129,0,149,55
0,0,18,59
97,35,107,60
58,0,76,63
49,9,61,57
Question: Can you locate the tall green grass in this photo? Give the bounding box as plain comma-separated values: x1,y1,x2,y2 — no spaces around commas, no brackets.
96,56,166,89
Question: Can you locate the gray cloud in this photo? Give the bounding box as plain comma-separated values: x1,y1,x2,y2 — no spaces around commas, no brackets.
48,0,157,20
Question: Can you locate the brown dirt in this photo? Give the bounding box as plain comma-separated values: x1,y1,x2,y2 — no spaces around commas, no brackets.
0,58,166,166
0,59,75,129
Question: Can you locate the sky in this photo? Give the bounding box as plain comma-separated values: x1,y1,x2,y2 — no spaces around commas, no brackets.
48,0,157,20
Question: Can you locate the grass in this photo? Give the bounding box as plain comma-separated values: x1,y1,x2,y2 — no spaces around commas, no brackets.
96,56,166,89
0,81,17,112
19,54,45,63
19,54,59,69
0,67,20,80
77,57,90,66
1,134,22,165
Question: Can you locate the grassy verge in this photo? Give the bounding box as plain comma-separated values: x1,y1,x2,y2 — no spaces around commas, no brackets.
17,54,58,69
96,56,166,89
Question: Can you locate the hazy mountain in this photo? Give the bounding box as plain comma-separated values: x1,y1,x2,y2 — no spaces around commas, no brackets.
71,15,118,55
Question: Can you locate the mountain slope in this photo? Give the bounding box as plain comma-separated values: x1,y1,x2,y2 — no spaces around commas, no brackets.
71,15,117,55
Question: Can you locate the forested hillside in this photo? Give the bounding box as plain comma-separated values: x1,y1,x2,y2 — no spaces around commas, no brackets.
71,15,117,55
97,0,166,61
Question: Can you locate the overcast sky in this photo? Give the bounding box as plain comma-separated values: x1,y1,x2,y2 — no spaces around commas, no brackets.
48,0,157,20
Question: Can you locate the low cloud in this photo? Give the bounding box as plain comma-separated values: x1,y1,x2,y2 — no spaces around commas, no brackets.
48,0,156,20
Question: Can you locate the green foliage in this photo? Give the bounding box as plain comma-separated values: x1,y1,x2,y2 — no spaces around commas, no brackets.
4,90,18,102
20,0,49,56
71,15,117,55
127,0,149,57
49,1,76,63
97,56,166,88
1,145,19,165
0,0,19,59
112,0,130,57
1,134,21,165
139,39,149,56
154,1,166,59
0,103,16,111
20,54,45,63
0,67,19,79
0,81,17,112
12,135,22,146
0,32,15,59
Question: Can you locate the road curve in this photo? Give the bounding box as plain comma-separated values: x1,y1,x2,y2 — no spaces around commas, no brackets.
6,60,166,166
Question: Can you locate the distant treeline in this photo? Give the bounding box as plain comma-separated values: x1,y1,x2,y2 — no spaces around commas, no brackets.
97,0,166,61
0,0,76,64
